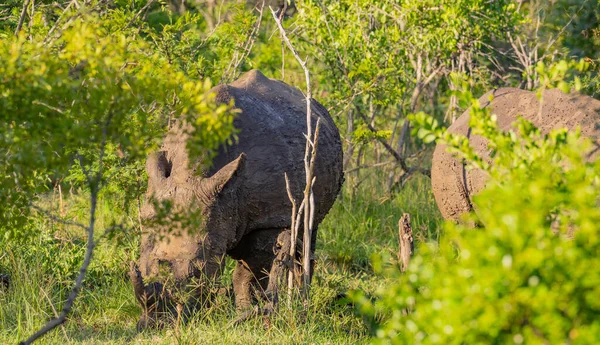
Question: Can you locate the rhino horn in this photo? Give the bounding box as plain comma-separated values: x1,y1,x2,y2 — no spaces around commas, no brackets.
200,153,246,196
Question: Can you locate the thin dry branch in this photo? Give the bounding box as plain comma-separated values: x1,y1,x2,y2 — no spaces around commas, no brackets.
301,120,320,300
271,5,318,303
39,287,70,342
20,110,114,345
356,109,430,178
409,64,443,112
19,190,98,345
221,1,265,83
344,160,393,174
300,119,320,301
125,0,156,29
43,0,99,45
284,172,297,301
15,0,32,36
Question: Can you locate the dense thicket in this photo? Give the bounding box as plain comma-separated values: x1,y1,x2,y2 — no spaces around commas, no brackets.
0,0,599,344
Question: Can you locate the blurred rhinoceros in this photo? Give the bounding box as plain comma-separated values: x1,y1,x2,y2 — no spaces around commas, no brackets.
432,87,600,221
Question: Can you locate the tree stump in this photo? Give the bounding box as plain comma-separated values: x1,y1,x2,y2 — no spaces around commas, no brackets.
398,213,414,272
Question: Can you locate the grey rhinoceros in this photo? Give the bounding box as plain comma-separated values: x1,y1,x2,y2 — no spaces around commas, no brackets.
432,87,600,221
130,70,344,329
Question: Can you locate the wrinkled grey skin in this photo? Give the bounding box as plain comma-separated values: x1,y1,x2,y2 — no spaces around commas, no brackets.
130,70,344,330
432,87,600,222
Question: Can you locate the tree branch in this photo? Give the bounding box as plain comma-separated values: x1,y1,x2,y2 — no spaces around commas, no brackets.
270,6,318,304
221,1,265,83
344,160,393,174
125,0,156,29
284,172,297,302
356,109,430,178
15,0,32,36
19,188,98,345
20,107,115,345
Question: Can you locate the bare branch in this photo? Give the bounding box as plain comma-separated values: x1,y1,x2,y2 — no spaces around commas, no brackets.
284,172,297,302
344,160,394,174
19,189,98,345
301,120,320,301
19,106,115,345
221,1,265,83
410,64,443,112
39,287,70,342
271,5,318,304
43,0,79,44
32,100,65,114
356,109,430,178
15,0,32,36
125,0,156,29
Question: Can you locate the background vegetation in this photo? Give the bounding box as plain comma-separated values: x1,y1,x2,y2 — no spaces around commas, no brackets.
1,0,599,344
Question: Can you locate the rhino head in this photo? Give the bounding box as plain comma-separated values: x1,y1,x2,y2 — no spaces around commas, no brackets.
131,140,247,330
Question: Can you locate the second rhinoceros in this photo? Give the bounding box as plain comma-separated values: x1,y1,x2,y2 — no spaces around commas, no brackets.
130,70,344,329
432,87,600,221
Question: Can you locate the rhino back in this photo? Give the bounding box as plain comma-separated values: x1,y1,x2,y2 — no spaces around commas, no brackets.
432,87,600,221
209,70,343,231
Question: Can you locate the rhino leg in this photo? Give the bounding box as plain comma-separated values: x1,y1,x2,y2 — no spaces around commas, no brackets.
228,228,281,312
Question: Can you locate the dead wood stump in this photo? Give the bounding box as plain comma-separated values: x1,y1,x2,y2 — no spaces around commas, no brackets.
398,213,414,272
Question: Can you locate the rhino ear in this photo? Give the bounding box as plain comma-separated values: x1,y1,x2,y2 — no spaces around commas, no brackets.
201,153,246,197
147,151,172,182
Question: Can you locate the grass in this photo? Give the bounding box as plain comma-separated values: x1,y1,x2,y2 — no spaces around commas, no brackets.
0,173,442,344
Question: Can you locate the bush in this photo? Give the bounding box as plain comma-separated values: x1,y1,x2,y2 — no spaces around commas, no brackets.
355,86,600,344
0,13,237,241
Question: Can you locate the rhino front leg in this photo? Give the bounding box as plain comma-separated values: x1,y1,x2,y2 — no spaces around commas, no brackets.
232,260,267,312
229,228,282,312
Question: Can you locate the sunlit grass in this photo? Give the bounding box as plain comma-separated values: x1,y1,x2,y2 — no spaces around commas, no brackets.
0,174,441,344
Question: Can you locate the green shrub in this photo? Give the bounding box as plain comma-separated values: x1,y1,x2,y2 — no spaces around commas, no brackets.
356,83,600,344
0,13,237,241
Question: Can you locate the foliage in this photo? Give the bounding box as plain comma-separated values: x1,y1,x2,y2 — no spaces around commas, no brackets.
353,125,392,145
297,0,521,116
1,5,238,341
0,11,237,241
539,0,600,60
0,182,414,344
140,4,259,82
1,0,599,343
357,80,600,344
276,0,527,192
535,59,589,97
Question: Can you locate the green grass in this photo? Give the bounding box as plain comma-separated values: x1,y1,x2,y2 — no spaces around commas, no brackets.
0,174,442,344
321,174,442,271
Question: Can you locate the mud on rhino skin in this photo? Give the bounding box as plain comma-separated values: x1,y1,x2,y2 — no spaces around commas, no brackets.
130,70,344,329
432,87,600,222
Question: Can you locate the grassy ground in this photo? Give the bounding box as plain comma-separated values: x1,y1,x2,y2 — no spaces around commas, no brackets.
0,174,442,344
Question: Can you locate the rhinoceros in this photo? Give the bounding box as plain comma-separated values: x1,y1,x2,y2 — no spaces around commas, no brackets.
432,87,600,221
130,70,344,329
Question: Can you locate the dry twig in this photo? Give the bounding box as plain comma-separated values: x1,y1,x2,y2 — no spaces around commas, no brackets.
15,0,32,36
270,5,319,303
19,111,114,345
284,173,297,302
